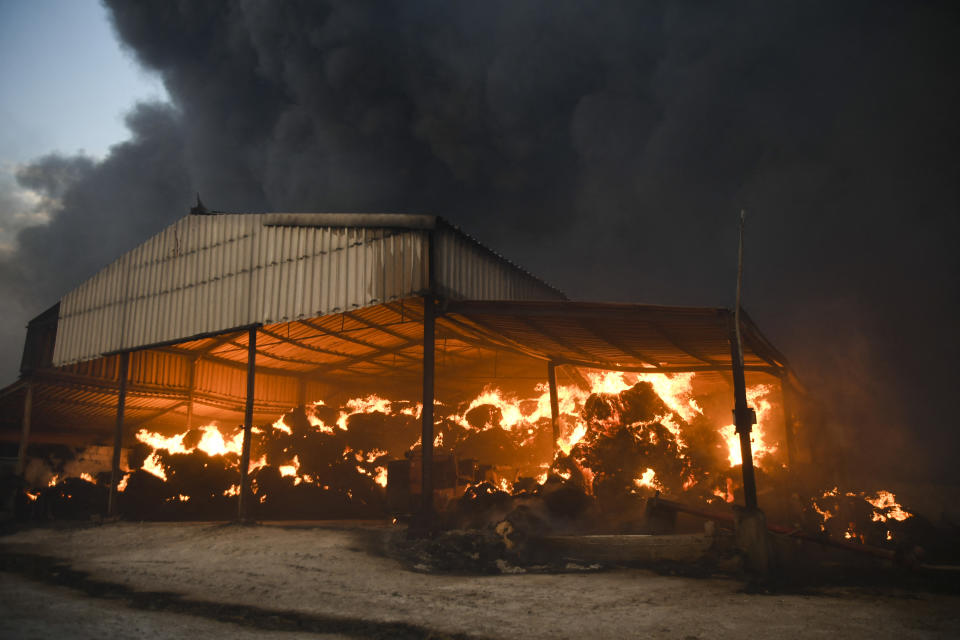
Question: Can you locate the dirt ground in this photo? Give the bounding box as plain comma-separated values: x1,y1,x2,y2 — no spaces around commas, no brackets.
1,521,958,639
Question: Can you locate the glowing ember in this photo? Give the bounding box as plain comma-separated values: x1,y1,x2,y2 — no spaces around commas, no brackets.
278,455,301,478
866,490,912,522
633,468,659,490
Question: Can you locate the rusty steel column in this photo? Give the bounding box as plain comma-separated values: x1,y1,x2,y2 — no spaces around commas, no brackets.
420,293,436,521
547,361,560,450
238,327,257,522
729,320,758,510
15,382,33,476
108,352,130,517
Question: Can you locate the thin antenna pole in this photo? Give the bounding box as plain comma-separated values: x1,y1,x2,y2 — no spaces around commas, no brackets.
735,209,745,362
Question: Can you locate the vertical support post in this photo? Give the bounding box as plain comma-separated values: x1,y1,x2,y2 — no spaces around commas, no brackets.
419,228,437,526
185,356,197,430
547,361,560,450
780,373,797,466
108,352,130,517
730,319,758,511
15,383,33,476
420,293,436,521
297,377,307,413
238,327,257,523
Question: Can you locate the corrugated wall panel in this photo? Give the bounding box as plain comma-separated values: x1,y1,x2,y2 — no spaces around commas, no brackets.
433,226,565,302
53,215,432,366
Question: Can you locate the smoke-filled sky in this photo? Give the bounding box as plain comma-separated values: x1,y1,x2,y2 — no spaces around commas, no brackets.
0,1,957,482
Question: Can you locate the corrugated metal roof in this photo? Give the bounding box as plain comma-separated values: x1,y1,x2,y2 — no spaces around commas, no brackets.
441,300,790,374
52,213,564,366
2,297,793,443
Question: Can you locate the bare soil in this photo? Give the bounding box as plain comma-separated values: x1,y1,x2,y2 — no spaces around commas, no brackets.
2,521,959,639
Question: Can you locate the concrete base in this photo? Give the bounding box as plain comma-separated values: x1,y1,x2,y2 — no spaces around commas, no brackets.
733,506,774,577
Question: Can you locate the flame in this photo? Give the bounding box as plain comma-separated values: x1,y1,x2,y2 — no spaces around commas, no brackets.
866,490,912,522
80,472,95,483
278,455,300,478
142,452,167,481
633,468,660,490
722,384,777,467
117,474,129,492
47,474,60,487
25,491,39,501
272,417,292,434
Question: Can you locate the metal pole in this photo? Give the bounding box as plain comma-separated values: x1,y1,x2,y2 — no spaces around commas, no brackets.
108,352,129,517
547,361,560,450
238,327,257,522
15,383,33,476
731,210,758,510
297,377,307,413
420,294,436,522
185,356,197,430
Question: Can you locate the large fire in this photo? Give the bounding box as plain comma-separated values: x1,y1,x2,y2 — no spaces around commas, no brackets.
27,366,914,550
115,370,780,512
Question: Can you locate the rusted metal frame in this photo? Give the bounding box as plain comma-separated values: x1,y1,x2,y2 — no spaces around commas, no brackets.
238,327,257,523
298,340,422,376
515,316,604,363
444,300,736,320
156,346,302,379
258,326,359,359
132,401,189,429
102,323,261,358
299,317,422,365
649,321,723,368
197,330,248,355
439,314,548,363
374,304,524,368
738,308,791,370
344,306,420,343
223,339,319,367
107,351,129,517
572,318,662,368
728,315,758,511
547,362,560,450
15,383,33,475
553,357,779,375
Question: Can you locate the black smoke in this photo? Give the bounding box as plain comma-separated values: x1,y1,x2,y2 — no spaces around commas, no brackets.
1,1,957,482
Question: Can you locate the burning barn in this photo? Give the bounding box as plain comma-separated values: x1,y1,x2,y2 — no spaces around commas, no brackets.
0,211,816,533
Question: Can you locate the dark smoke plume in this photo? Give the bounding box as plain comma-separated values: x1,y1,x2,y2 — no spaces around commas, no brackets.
0,1,957,481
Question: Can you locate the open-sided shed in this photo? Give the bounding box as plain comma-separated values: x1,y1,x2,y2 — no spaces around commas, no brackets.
0,212,797,520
